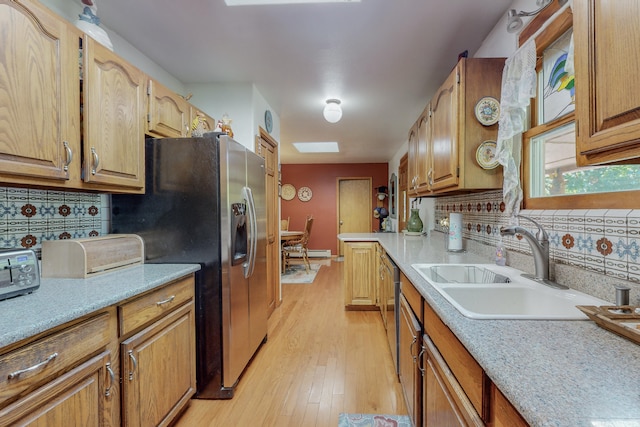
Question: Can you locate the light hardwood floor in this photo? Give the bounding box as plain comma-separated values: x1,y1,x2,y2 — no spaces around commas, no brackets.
174,258,407,426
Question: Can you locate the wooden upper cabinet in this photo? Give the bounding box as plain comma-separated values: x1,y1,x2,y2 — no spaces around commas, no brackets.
430,67,460,192
146,79,190,138
574,0,640,165
83,36,145,192
415,106,431,193
408,106,431,195
0,0,80,185
407,123,418,192
407,58,503,196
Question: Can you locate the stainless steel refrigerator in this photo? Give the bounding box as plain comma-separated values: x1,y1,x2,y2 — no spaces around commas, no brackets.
111,132,267,399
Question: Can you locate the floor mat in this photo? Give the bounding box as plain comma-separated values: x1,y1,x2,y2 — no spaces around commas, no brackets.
338,413,412,427
280,263,321,284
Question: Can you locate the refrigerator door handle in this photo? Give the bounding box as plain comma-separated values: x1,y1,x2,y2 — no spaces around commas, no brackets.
243,186,258,278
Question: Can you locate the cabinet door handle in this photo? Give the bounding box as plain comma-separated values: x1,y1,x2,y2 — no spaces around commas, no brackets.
8,352,58,380
105,362,115,397
410,337,418,362
418,344,426,376
63,141,73,172
128,350,137,381
90,147,99,175
156,295,175,306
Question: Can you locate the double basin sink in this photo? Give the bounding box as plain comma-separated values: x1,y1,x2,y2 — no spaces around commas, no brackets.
412,264,609,320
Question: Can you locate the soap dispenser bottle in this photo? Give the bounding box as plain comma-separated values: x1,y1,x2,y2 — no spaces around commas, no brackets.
495,236,507,266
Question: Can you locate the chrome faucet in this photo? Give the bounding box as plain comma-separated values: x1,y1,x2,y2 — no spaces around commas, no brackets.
500,215,555,283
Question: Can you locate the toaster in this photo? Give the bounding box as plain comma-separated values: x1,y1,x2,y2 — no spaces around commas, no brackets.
0,249,40,301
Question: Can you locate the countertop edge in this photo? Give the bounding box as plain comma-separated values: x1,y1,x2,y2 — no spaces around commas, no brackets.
0,263,201,349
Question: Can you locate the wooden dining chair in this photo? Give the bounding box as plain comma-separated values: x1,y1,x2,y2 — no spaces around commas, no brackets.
282,215,314,273
280,216,290,231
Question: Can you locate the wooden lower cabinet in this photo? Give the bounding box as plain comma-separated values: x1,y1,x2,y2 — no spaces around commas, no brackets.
0,311,118,426
421,299,529,427
119,276,196,427
422,334,483,427
121,302,195,427
344,241,377,309
399,293,422,426
491,384,529,427
0,274,196,427
0,351,113,426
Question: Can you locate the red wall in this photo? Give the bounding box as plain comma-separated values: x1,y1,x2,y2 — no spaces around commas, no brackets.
281,163,388,255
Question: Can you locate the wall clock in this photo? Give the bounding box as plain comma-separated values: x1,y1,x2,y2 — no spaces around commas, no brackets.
281,183,296,201
297,186,312,202
264,110,273,133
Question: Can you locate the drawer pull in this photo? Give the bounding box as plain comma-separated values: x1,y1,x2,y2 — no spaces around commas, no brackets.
156,295,175,306
128,350,137,381
105,362,115,397
8,352,58,380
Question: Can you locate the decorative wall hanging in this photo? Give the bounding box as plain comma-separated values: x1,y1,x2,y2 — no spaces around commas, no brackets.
474,96,500,126
297,186,312,202
281,184,296,201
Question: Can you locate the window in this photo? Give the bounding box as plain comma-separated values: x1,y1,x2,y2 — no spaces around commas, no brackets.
522,5,640,209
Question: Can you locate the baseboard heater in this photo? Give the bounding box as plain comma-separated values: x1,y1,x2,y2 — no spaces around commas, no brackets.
289,249,331,258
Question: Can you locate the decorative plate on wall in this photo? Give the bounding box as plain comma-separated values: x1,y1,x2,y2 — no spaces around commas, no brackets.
281,184,296,201
474,96,500,126
297,186,312,202
476,140,499,169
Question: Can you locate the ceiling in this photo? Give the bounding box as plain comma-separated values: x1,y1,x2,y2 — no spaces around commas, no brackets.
96,0,513,164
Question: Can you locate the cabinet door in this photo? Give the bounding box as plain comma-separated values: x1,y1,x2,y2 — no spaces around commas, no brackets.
146,79,189,138
343,242,377,308
256,131,279,318
430,64,460,191
121,302,196,427
83,36,145,191
377,244,386,327
0,351,114,426
422,335,484,427
407,124,418,193
0,0,78,183
399,295,421,427
491,383,529,427
415,106,432,193
574,0,640,165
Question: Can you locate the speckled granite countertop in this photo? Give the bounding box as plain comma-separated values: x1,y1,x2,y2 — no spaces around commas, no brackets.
0,264,200,349
339,232,640,427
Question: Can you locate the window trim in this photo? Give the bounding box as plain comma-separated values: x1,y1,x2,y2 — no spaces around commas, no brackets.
521,4,640,209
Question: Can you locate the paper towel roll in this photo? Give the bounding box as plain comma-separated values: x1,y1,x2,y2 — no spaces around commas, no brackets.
448,213,463,251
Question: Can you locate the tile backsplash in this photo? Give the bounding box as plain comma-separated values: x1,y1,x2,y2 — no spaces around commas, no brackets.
0,187,108,252
433,189,640,303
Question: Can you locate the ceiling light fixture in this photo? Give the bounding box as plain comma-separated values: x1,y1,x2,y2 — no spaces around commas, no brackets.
323,99,342,123
506,0,567,33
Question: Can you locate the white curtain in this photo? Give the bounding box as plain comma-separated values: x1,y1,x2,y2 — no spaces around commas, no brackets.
496,39,537,221
495,0,575,223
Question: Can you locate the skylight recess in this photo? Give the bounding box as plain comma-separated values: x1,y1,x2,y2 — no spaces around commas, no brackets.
225,0,359,5
293,142,340,153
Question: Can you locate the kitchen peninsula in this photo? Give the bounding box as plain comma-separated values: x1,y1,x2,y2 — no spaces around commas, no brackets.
339,232,640,427
0,263,200,426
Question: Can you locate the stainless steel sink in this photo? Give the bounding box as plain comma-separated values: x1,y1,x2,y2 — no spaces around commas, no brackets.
411,264,610,320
